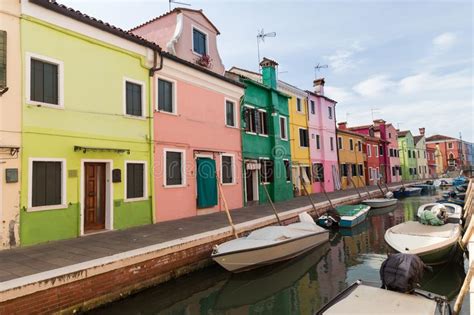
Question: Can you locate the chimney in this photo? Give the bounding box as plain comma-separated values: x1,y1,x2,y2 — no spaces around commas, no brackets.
338,121,347,130
313,78,325,95
373,119,386,127
260,57,278,89
419,127,425,136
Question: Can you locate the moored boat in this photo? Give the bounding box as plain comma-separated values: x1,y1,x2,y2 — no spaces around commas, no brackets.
417,202,462,224
384,221,461,265
362,198,397,208
437,197,465,207
410,184,436,193
317,204,371,228
212,212,329,272
393,187,422,198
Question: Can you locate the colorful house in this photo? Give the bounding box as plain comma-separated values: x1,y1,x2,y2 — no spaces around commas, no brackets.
426,134,471,174
337,123,366,189
0,0,21,249
372,120,401,183
307,79,339,193
414,128,428,179
227,59,292,205
398,130,418,180
427,146,437,178
131,8,245,221
19,0,158,245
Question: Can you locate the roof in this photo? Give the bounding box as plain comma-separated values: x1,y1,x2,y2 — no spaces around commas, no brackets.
337,128,366,138
426,134,456,142
397,130,410,137
129,7,220,35
305,90,337,104
348,125,373,131
413,135,424,144
30,0,162,52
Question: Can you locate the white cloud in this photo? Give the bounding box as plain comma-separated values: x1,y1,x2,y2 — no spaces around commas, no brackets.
324,41,365,73
432,32,457,50
352,75,395,98
324,86,354,103
399,70,472,94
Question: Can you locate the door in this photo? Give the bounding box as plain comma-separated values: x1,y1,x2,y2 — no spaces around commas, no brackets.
196,158,217,208
245,169,253,202
84,163,106,232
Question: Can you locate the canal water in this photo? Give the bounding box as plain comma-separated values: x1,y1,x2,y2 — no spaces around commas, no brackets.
89,189,468,315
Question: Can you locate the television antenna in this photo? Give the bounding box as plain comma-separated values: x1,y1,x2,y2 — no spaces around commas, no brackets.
370,108,381,121
314,63,328,78
169,0,191,11
256,29,276,71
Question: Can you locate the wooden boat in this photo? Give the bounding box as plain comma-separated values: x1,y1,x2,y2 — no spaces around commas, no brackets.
410,184,436,193
384,221,461,265
212,212,329,272
417,202,463,224
317,204,371,228
437,197,464,207
316,280,450,315
362,198,397,208
393,187,422,198
368,203,398,217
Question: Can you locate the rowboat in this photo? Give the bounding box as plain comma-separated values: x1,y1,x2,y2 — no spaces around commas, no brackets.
417,203,462,224
410,184,436,193
317,204,371,228
393,187,422,198
316,280,450,315
437,197,464,207
212,212,329,272
384,221,461,265
362,198,398,208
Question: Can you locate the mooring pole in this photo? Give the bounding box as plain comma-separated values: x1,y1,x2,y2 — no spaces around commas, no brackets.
216,172,238,239
260,174,282,226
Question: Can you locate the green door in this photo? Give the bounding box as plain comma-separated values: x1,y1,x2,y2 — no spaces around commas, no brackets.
196,158,218,208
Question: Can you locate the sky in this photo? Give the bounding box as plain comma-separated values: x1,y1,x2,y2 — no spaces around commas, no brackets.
60,0,473,142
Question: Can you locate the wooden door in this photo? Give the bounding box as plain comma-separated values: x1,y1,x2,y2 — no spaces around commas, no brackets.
84,163,106,232
245,169,253,202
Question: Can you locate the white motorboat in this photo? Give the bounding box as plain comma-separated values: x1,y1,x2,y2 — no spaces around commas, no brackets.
212,212,329,272
362,198,398,208
384,221,461,265
417,202,463,224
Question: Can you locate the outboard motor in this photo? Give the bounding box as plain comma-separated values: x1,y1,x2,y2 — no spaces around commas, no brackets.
380,253,427,293
323,208,341,228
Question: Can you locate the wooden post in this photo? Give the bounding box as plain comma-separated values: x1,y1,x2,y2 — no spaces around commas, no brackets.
453,262,474,314
376,180,386,196
299,176,326,217
461,204,474,247
350,177,362,199
260,176,282,226
216,172,238,239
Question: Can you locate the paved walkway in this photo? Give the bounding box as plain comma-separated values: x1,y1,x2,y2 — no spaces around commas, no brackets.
0,182,411,283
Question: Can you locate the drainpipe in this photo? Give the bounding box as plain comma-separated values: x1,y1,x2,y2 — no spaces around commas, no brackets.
148,50,163,224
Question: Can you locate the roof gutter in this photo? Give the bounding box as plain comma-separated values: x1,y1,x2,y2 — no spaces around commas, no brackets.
149,50,163,76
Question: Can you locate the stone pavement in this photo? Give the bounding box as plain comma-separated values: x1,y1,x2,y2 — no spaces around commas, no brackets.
0,182,411,283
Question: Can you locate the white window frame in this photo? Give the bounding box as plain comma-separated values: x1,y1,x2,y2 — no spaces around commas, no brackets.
299,127,309,148
156,75,178,115
164,148,186,188
220,153,236,185
224,98,238,128
328,106,333,119
280,116,288,140
374,145,379,157
28,158,67,212
367,144,371,157
244,104,257,135
259,157,271,184
123,77,146,119
124,160,148,202
258,109,269,137
191,25,209,57
26,52,65,109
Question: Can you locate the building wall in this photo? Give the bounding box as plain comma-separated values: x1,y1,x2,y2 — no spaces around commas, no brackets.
398,134,417,180
385,124,401,183
20,15,153,245
415,137,428,179
365,138,380,186
153,58,243,222
337,130,366,189
427,147,437,178
0,1,22,249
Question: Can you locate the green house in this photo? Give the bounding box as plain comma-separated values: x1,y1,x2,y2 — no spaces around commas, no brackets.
227,58,293,205
398,130,418,180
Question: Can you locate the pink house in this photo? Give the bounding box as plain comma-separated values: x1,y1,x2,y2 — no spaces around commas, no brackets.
307,79,339,193
131,8,244,222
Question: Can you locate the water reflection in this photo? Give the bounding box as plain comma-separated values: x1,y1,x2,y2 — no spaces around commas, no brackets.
89,192,465,315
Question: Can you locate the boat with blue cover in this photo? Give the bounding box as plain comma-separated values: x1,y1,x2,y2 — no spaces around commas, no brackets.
393,187,422,198
318,204,371,228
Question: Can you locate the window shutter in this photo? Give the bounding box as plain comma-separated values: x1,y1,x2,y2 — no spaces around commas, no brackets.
254,109,261,134
0,31,6,88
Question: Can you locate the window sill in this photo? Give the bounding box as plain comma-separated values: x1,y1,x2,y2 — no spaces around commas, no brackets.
26,101,64,109
27,204,68,212
258,134,269,138
156,110,178,116
123,114,146,120
225,124,239,129
124,197,148,203
245,131,257,135
163,184,186,189
281,138,288,141
221,182,236,186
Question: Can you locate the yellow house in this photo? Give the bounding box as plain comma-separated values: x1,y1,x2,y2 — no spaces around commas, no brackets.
282,85,312,196
337,124,366,189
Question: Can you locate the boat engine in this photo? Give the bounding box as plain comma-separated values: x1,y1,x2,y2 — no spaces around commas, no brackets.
380,253,427,293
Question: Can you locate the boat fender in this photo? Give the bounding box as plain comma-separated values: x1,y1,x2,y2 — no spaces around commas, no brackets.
380,253,427,293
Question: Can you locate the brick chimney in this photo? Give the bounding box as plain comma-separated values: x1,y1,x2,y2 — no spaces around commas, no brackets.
338,121,347,130
260,57,278,89
373,119,386,127
419,127,425,136
313,78,325,95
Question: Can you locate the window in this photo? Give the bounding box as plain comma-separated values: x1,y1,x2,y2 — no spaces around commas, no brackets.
338,137,343,149
299,129,309,147
448,143,453,149
125,80,143,117
367,145,371,157
260,159,274,183
221,154,234,184
424,151,426,158
358,164,364,176
374,145,378,157
284,160,291,182
158,78,174,113
280,116,288,140
413,150,416,158
375,167,379,178
316,134,321,149
30,159,65,208
313,163,324,182
351,164,357,176
302,166,312,183
369,167,373,180
392,167,396,177
399,167,402,175
357,141,362,152
165,150,185,187
330,137,334,151
413,167,417,175
328,106,333,119
389,132,392,139
417,151,420,158
310,100,315,114
244,106,257,133
349,139,354,151
419,166,422,174
126,162,146,200
0,31,6,88
257,110,268,135
379,145,384,156
29,56,62,106
408,150,411,158
192,28,207,55
296,98,302,112
340,164,348,177
225,100,236,127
